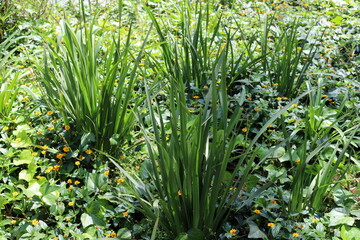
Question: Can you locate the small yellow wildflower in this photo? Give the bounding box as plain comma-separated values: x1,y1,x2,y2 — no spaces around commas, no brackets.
247,97,252,101
63,146,70,152
74,180,80,185
48,126,54,130
64,125,70,130
85,149,92,154
229,229,237,235
56,153,64,159
292,233,299,237
193,96,200,99
11,220,17,224
270,200,277,204
253,209,261,214
110,232,116,237
68,186,73,190
12,192,19,197
45,166,53,173
122,211,129,216
32,219,39,225
2,126,9,131
135,166,140,170
18,65,25,69
242,128,248,132
276,97,282,101
274,83,279,86
254,108,260,112
295,159,300,163
177,190,182,196
312,218,319,222
117,178,125,183
322,94,327,98
68,201,74,206
263,84,268,88
65,217,70,221
75,161,80,166
67,179,72,184
268,222,275,227
188,109,196,113
120,155,125,160
292,104,298,107
104,171,110,175
53,165,60,172
47,111,54,115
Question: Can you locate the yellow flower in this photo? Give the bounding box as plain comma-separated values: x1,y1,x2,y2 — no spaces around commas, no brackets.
63,146,70,152
68,186,73,190
312,218,319,222
56,153,64,159
2,126,9,131
68,201,74,206
254,108,260,112
12,192,19,197
18,65,25,69
188,109,196,113
74,180,80,185
117,178,125,184
110,232,117,237
104,171,110,175
292,104,298,107
274,83,279,86
177,190,182,196
53,165,60,172
11,220,17,224
32,219,39,225
78,155,84,160
122,211,129,216
242,128,248,132
292,233,299,237
75,161,80,166
295,159,300,163
268,222,275,227
193,96,200,99
229,229,237,235
47,111,54,115
67,179,72,184
45,166,53,173
135,166,140,170
322,94,327,98
48,126,54,130
276,97,282,101
85,149,92,154
65,217,70,221
22,97,29,101
270,200,277,204
262,84,268,88
64,125,70,130
253,209,261,214
120,155,125,160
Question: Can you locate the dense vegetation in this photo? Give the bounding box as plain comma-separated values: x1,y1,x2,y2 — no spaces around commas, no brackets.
0,0,359,239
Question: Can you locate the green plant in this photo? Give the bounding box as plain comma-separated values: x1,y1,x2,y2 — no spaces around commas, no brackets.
39,1,150,155
260,16,320,98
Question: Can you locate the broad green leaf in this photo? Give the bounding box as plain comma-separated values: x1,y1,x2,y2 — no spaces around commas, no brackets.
340,225,360,240
117,228,132,239
81,213,106,229
328,210,355,227
248,221,269,239
85,173,107,191
11,131,32,148
13,150,34,165
42,193,57,206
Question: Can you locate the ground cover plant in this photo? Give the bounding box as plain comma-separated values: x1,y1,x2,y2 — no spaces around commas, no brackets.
0,0,359,239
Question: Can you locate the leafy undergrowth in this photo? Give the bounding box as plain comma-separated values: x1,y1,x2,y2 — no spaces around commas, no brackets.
0,0,359,239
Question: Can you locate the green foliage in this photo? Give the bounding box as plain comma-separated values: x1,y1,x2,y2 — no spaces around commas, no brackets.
39,11,149,155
